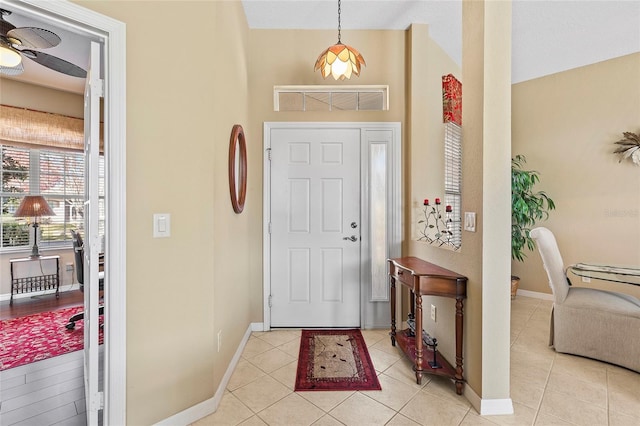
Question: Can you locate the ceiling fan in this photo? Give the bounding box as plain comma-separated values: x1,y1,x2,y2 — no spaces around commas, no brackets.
0,8,86,78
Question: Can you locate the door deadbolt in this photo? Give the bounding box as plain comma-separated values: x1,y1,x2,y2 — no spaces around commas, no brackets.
350,222,358,229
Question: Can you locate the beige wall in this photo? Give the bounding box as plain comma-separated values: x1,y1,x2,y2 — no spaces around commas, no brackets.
512,53,640,300
248,28,406,123
0,78,83,116
74,1,253,424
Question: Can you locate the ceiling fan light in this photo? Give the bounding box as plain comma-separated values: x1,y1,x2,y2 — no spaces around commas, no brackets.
0,40,21,67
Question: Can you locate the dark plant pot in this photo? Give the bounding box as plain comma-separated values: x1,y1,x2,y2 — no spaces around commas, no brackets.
511,275,520,300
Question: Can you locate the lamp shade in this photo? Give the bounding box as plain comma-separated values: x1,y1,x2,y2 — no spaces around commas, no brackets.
14,195,55,218
315,43,366,81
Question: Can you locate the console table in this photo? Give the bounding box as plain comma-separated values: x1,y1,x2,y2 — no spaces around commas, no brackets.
388,256,467,394
9,255,60,305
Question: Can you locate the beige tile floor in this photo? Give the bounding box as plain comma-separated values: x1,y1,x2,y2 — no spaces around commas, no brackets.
193,296,640,425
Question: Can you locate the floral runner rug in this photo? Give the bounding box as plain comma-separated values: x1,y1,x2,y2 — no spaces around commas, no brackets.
295,329,381,391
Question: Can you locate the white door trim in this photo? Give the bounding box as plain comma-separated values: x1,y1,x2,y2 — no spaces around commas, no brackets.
7,1,127,423
263,122,402,331
83,40,101,423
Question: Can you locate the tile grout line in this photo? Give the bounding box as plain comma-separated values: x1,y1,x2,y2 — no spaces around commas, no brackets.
531,350,556,425
530,299,552,426
232,333,308,425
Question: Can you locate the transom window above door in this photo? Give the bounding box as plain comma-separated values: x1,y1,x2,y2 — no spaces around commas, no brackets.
274,85,389,112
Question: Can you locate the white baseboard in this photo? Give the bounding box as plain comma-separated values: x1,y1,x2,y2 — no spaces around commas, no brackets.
480,398,514,415
464,382,514,415
154,322,258,426
516,289,553,301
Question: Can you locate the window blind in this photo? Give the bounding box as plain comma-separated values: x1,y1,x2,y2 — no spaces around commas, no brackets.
0,104,103,152
444,122,462,249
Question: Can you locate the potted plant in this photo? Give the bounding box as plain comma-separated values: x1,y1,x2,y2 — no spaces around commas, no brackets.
511,155,555,298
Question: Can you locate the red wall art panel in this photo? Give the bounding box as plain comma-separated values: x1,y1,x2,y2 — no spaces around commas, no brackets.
442,74,462,126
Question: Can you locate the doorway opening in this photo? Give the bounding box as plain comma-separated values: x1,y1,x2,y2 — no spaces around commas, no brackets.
2,0,126,423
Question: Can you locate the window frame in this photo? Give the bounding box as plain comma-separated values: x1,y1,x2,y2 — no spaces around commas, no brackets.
1,143,103,253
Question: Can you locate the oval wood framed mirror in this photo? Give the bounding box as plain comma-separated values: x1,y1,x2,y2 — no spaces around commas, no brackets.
229,124,247,213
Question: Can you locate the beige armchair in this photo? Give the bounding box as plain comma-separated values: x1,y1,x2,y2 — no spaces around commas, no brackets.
530,227,640,372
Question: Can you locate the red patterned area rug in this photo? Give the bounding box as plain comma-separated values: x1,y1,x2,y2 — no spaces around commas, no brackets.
0,306,103,371
295,329,381,391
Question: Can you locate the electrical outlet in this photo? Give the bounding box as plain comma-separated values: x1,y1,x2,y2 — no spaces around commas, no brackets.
217,330,222,352
66,263,74,272
431,304,437,322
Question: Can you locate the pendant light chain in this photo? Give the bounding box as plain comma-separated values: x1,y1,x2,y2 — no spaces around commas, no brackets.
337,0,342,44
314,0,365,80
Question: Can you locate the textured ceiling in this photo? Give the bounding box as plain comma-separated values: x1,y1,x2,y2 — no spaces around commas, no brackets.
3,1,639,93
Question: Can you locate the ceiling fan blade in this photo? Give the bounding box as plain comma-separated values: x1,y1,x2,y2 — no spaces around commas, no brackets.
26,50,86,78
7,27,61,49
0,61,24,75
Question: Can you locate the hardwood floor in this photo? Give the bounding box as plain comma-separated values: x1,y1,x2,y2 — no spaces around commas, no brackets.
1,290,91,425
1,351,87,426
0,290,83,321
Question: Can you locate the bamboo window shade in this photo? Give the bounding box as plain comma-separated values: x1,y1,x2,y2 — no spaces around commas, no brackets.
0,104,103,152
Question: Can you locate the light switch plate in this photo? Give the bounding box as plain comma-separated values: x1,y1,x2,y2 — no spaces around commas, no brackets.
464,212,476,232
153,213,171,238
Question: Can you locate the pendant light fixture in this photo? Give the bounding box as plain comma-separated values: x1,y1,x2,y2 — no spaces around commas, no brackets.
314,0,365,80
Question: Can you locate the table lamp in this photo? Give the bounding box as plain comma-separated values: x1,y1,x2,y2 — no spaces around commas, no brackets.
14,195,55,257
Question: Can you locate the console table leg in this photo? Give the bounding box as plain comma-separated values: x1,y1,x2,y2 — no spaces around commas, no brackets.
415,292,424,384
455,297,465,395
390,276,396,346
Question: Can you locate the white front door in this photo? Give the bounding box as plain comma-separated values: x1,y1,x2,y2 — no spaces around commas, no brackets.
269,128,361,327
